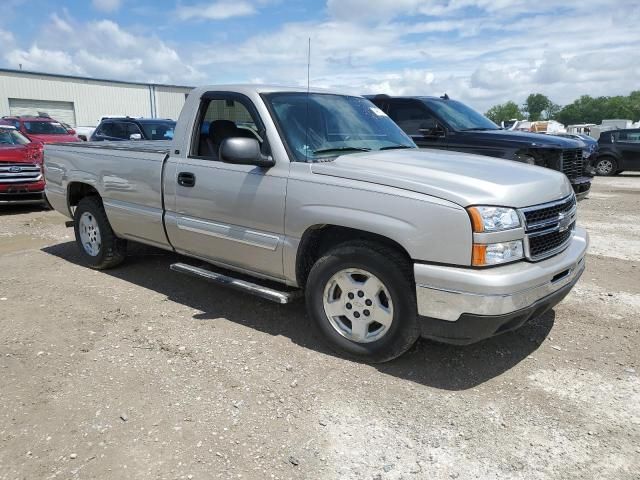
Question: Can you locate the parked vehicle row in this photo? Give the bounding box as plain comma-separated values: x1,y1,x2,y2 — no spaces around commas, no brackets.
44,85,588,362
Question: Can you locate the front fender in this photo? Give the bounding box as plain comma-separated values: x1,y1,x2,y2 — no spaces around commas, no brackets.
283,174,473,284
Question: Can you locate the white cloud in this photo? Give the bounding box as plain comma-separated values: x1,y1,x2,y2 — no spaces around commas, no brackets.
6,45,84,75
177,1,256,21
3,16,204,84
92,0,122,13
2,0,639,114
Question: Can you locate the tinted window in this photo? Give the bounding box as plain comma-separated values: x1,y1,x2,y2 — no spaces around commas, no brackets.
139,122,176,140
423,99,499,131
126,123,143,138
0,128,30,145
23,121,69,135
617,130,640,143
100,122,128,139
387,101,436,136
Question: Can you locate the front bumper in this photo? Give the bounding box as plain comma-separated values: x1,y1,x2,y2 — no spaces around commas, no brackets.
0,182,46,205
571,176,592,200
414,227,588,344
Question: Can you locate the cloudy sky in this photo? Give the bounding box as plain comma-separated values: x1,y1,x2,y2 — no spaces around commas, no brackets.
1,0,638,111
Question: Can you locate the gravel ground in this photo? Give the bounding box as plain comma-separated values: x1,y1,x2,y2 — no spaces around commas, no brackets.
0,175,638,480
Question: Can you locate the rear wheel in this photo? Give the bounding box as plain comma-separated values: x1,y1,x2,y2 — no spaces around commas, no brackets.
73,196,127,269
594,157,617,176
305,241,420,363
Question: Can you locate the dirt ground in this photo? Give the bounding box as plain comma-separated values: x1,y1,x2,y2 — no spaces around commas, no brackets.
1,175,638,480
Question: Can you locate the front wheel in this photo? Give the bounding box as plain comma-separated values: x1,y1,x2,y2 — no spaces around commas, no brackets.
594,157,617,176
305,241,420,363
73,196,127,269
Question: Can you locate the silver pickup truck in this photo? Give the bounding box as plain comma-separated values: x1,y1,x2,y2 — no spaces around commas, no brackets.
45,85,588,362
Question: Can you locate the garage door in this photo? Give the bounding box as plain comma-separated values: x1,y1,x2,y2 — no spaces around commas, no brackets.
9,99,77,127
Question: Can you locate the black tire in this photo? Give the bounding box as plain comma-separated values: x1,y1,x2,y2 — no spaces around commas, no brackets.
305,241,420,363
594,156,617,176
73,196,127,269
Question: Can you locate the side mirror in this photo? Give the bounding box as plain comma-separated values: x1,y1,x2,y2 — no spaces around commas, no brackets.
130,133,142,140
67,128,76,135
219,137,275,168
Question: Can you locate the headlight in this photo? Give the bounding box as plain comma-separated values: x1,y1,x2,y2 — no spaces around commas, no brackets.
467,206,521,232
472,240,524,266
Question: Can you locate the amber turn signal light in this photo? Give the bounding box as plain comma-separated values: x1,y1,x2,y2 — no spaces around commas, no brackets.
467,207,485,233
472,244,487,266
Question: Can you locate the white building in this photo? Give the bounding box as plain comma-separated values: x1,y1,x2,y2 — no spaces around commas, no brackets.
0,68,194,128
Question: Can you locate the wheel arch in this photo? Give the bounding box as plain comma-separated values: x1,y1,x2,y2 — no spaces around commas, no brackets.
67,182,101,214
295,224,413,288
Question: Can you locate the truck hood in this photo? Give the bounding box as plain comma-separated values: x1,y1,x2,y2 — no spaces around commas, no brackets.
310,149,573,208
0,144,42,164
26,133,80,144
461,129,582,149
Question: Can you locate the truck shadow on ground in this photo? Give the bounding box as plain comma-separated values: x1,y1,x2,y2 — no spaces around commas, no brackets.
0,205,48,216
42,241,554,391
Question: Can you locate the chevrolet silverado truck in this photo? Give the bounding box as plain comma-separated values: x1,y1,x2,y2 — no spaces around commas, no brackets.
367,95,593,199
44,85,588,362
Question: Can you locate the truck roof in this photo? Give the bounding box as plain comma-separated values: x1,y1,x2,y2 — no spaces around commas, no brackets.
365,94,451,102
189,84,360,97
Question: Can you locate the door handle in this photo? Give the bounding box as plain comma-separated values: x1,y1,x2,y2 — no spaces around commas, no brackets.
177,172,196,187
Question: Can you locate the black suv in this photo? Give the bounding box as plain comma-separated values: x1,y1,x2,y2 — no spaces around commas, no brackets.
595,129,640,175
90,117,176,142
368,95,592,198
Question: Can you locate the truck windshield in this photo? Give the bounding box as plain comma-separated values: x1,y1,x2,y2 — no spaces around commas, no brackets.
0,128,30,145
265,93,416,162
423,99,500,131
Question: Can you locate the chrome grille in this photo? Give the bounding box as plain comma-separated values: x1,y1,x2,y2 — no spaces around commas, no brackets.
561,149,583,179
0,164,42,184
520,195,576,261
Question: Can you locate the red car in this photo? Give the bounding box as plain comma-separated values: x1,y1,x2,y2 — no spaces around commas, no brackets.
1,115,80,144
0,124,47,206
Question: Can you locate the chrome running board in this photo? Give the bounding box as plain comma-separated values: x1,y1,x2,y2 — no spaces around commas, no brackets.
170,262,301,304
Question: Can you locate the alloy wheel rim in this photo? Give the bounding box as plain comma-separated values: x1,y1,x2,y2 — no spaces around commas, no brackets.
597,159,613,175
79,212,102,257
322,268,394,343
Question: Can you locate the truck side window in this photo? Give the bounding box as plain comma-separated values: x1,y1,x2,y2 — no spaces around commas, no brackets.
126,123,143,138
618,130,640,143
193,97,263,160
387,101,435,136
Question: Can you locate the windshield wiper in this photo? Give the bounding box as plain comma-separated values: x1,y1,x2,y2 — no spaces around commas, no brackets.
379,145,414,151
313,146,371,154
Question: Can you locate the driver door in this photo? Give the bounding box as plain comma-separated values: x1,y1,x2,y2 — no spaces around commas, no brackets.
164,92,288,280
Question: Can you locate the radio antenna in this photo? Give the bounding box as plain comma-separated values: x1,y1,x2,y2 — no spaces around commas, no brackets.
305,37,311,162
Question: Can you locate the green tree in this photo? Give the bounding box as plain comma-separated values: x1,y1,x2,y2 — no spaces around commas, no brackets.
523,93,552,121
485,101,522,124
555,92,640,125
